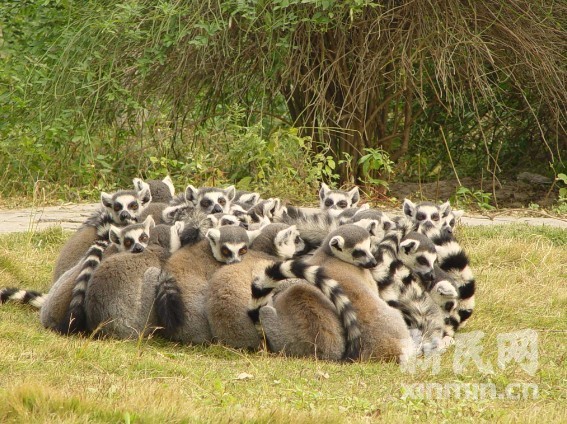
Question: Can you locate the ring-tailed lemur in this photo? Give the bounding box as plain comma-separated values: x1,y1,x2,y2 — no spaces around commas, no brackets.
162,185,236,224
84,218,185,339
206,223,306,350
134,176,175,204
249,225,414,362
52,184,152,283
55,216,156,335
149,226,259,343
319,183,360,217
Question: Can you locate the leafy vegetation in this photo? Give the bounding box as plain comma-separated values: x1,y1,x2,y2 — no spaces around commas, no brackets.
0,224,565,422
1,0,565,207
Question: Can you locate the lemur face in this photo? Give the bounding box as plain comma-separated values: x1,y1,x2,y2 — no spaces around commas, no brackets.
403,199,451,234
319,183,360,217
206,226,250,264
186,185,236,214
109,216,155,253
101,186,151,224
274,225,305,260
327,225,377,269
398,232,438,285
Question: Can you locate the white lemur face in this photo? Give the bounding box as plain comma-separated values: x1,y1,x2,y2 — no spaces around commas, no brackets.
186,185,236,214
101,186,151,224
319,183,360,217
109,216,155,253
403,199,451,234
206,226,251,264
398,232,438,285
327,225,377,269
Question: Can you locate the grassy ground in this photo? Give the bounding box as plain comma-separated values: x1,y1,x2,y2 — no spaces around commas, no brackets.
0,224,565,423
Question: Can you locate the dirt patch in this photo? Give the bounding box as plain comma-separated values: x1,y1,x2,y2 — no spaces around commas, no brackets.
388,176,558,209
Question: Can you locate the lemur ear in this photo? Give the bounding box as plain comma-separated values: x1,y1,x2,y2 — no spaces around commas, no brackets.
206,214,219,228
366,221,378,236
162,175,175,196
399,239,420,255
132,178,148,192
319,182,331,200
101,192,113,209
137,186,152,206
439,201,452,217
185,185,199,203
205,228,220,245
143,215,155,231
329,235,345,251
246,229,262,244
239,192,260,206
348,186,360,205
109,225,121,245
225,185,236,202
403,198,416,218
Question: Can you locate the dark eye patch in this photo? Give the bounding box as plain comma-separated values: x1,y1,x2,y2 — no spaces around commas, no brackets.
431,213,440,221
337,200,348,208
295,236,302,244
352,249,366,259
218,197,226,206
221,246,232,257
238,246,248,255
416,256,430,266
124,238,133,249
129,201,139,211
139,234,149,243
416,212,426,221
201,199,212,208
114,203,122,212
324,199,334,207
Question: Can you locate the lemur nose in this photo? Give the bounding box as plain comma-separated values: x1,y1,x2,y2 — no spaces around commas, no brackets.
212,204,222,213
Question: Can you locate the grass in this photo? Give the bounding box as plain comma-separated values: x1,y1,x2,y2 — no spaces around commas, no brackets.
0,224,566,423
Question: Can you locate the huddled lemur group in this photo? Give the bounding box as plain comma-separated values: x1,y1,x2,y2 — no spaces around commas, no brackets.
1,177,475,362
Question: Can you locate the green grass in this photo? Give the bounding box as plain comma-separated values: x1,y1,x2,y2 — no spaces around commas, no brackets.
0,225,566,423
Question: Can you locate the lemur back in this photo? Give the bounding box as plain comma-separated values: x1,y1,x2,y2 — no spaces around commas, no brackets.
206,224,304,350
250,225,414,362
151,226,254,344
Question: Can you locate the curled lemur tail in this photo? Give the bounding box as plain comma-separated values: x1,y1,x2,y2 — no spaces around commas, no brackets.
248,259,362,362
55,239,110,335
432,234,476,334
0,288,47,308
154,270,185,335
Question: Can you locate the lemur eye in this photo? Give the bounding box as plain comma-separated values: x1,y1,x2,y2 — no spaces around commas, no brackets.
201,199,212,208
113,203,122,212
218,197,226,206
124,239,133,249
139,234,149,243
238,246,248,255
352,249,366,258
416,212,426,221
449,219,455,227
337,200,348,209
324,199,334,207
431,213,440,221
416,256,430,266
221,246,231,257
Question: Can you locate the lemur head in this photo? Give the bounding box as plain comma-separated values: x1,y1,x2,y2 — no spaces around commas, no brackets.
133,176,175,204
398,231,438,285
234,190,261,209
109,216,155,253
403,199,452,234
250,223,306,259
185,185,236,214
319,183,360,217
246,198,285,225
323,224,377,269
207,213,246,229
443,209,464,235
349,209,396,248
101,185,152,224
206,225,258,264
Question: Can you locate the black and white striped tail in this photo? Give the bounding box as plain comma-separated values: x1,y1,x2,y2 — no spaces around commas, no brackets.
155,270,185,336
436,240,476,332
55,239,109,335
248,259,362,361
0,287,46,308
